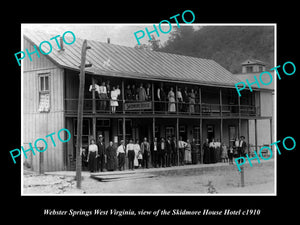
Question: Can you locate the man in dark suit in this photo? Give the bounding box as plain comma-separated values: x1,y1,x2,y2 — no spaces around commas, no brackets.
171,136,178,166
166,136,172,167
238,136,247,163
151,137,159,168
97,134,106,172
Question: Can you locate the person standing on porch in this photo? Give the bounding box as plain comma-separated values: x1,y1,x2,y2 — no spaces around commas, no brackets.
171,136,177,166
189,89,196,114
126,139,135,170
117,140,126,171
133,139,142,168
97,135,106,172
87,139,98,173
209,139,217,163
184,139,192,164
178,136,187,165
203,138,210,164
160,137,166,167
221,143,228,163
106,141,117,171
99,81,107,111
110,86,119,113
166,136,172,167
177,87,183,112
138,83,147,101
238,136,247,158
151,137,159,168
168,87,176,113
141,137,150,168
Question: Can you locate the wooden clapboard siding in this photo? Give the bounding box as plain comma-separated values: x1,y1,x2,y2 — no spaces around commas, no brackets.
23,39,65,172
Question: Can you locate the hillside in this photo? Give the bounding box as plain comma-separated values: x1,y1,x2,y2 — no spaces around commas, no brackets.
158,26,274,74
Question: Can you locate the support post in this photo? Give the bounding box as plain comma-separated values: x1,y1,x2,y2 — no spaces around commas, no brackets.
176,117,179,166
255,119,258,152
123,117,127,170
75,40,90,189
122,80,125,114
92,76,96,114
39,147,44,175
200,118,203,164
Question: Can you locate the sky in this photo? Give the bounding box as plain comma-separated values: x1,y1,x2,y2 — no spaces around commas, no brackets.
22,24,172,47
22,23,201,48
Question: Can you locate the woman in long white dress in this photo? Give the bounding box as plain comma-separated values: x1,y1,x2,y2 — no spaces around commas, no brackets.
110,86,119,113
168,87,176,113
184,139,192,164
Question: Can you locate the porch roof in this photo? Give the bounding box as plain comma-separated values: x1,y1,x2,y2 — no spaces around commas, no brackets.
24,30,244,88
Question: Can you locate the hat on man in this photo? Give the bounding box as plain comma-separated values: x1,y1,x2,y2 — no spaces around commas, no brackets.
99,134,103,138
240,136,245,139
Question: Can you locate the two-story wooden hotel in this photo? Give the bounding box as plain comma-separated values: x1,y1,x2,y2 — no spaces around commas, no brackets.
22,30,274,172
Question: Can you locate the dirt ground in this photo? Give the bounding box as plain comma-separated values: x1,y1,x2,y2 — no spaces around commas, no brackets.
23,160,274,195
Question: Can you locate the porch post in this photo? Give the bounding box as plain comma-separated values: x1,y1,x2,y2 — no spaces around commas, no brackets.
200,118,203,164
123,117,127,170
176,117,179,166
92,76,96,114
122,80,125,114
219,88,223,144
199,87,202,116
270,118,273,146
255,119,258,152
152,82,155,114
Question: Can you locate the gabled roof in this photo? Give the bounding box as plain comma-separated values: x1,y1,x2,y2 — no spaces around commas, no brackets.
242,59,266,66
24,30,242,88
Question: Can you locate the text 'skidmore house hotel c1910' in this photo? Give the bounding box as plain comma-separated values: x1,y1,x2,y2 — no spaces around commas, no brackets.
22,29,274,172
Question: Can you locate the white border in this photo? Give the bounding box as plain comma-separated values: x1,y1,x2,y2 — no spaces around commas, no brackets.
21,23,277,196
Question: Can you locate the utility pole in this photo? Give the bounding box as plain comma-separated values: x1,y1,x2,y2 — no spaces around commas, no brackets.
76,40,91,189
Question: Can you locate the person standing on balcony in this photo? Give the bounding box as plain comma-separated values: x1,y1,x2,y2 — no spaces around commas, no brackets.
125,84,132,101
138,83,147,101
146,83,151,101
132,84,137,101
168,87,176,113
177,87,183,112
158,85,167,112
99,81,107,111
189,88,196,114
182,87,189,112
110,86,119,113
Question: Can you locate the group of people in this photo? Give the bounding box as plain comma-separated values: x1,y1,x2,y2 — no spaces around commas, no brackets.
84,134,247,173
202,136,247,164
89,80,200,114
89,80,121,113
84,135,200,173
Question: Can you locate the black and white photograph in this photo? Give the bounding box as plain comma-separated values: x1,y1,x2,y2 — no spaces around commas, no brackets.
21,23,276,195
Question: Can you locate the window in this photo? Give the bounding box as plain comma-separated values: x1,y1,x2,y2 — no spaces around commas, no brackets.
193,126,201,145
165,126,175,138
229,126,236,146
38,73,50,112
246,66,253,73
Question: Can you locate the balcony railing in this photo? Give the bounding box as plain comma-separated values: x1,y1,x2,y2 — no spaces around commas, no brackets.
64,98,259,117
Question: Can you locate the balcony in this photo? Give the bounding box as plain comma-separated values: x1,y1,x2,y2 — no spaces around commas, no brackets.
64,98,260,117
